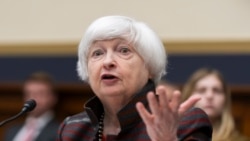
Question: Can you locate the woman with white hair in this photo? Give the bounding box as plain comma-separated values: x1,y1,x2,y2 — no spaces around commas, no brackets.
57,16,212,141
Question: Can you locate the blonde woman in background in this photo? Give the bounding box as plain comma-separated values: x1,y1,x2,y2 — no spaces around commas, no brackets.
182,67,249,141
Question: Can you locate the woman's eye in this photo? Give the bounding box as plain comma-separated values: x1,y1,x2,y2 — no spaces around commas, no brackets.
213,87,223,94
195,88,206,94
119,47,130,54
92,50,103,57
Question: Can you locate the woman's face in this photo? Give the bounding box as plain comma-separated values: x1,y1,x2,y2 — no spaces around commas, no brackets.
192,74,226,119
87,38,150,101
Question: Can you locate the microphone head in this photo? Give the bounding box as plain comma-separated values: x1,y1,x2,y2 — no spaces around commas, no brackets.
22,99,37,112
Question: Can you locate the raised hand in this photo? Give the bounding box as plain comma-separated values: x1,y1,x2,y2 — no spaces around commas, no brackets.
135,86,200,141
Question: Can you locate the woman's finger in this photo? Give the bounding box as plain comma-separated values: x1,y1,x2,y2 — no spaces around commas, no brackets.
157,87,170,110
179,95,201,116
136,102,152,125
169,90,181,112
147,92,160,115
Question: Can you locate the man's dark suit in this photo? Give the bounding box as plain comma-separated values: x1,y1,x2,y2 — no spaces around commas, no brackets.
4,118,59,141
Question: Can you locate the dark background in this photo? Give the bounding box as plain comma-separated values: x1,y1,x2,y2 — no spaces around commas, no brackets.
1,54,249,85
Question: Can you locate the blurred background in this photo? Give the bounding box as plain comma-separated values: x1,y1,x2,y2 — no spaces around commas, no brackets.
0,0,250,140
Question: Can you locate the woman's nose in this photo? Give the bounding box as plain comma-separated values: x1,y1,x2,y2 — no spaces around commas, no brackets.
205,91,214,99
103,52,115,69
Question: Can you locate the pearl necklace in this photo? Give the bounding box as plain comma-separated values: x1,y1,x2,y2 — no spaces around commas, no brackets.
98,113,104,141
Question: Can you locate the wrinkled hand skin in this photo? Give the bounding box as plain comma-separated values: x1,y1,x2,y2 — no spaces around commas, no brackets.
136,86,201,141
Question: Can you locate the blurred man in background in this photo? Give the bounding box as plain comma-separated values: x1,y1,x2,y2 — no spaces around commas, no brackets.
4,72,59,141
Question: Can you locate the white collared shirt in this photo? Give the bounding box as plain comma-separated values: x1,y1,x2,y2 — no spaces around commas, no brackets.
13,111,54,141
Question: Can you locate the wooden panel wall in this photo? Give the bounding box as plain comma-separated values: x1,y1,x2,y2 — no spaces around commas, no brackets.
230,86,250,136
1,41,250,56
0,83,250,140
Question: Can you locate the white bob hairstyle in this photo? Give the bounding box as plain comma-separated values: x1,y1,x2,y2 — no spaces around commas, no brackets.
77,15,167,84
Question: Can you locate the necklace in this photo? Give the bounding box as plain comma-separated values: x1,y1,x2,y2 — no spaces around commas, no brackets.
97,113,104,141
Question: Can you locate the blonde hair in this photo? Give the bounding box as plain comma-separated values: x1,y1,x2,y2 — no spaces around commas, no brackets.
182,68,235,141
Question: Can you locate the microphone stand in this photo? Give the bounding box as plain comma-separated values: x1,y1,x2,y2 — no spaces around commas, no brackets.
0,111,25,127
0,99,36,127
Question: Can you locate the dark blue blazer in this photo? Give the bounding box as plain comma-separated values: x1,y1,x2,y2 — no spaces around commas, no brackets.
4,118,59,141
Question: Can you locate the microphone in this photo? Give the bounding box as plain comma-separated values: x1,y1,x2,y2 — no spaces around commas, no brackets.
0,99,36,127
